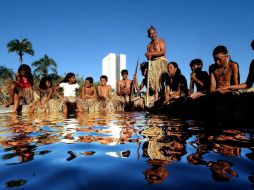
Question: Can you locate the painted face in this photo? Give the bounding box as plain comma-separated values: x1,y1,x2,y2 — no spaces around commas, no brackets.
85,80,91,88
168,64,177,76
148,29,157,40
214,53,229,66
100,78,107,86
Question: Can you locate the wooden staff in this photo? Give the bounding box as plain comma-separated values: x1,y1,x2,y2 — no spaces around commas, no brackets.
130,58,139,100
146,60,151,106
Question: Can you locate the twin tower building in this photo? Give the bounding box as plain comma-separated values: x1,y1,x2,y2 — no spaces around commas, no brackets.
102,53,126,91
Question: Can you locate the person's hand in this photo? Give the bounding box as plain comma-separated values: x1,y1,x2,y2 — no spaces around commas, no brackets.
190,73,197,81
133,74,137,81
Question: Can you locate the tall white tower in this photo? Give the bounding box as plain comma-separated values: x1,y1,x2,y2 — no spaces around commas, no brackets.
102,53,126,91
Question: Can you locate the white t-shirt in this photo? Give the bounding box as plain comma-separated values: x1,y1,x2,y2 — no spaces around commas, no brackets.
59,83,80,97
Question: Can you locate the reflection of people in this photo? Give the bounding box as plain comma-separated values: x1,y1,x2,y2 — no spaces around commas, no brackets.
144,159,170,184
164,62,188,104
80,77,97,99
145,26,168,100
209,45,239,93
189,59,210,99
207,160,238,181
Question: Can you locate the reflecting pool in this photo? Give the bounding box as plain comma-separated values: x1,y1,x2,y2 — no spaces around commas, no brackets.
0,112,253,190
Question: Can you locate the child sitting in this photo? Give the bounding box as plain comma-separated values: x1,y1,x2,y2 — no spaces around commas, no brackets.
54,72,82,115
12,64,34,112
80,77,97,99
98,75,112,99
38,76,53,107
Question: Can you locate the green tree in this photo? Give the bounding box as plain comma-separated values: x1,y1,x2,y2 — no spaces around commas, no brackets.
7,38,35,65
0,66,14,80
32,54,57,77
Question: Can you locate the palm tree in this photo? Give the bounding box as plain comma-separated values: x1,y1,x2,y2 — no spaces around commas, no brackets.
7,38,35,65
32,54,57,77
0,66,14,80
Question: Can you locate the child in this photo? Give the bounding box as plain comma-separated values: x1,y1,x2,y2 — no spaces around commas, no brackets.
54,72,82,115
98,75,112,99
80,77,97,99
5,64,33,108
12,64,34,112
189,59,210,99
38,76,53,107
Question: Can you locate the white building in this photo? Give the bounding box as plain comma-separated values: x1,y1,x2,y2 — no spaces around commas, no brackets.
102,53,126,91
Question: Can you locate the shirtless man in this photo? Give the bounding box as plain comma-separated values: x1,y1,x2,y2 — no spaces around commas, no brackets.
145,26,168,101
209,45,239,93
80,77,97,99
145,26,166,61
98,75,112,99
221,40,254,90
117,70,132,97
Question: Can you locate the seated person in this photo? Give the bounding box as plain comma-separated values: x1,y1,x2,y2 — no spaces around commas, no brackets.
80,77,97,99
12,64,34,112
5,64,34,109
221,40,254,90
133,62,148,93
189,59,210,99
38,76,53,105
54,72,82,115
117,69,133,98
209,45,239,93
164,62,188,104
98,75,112,99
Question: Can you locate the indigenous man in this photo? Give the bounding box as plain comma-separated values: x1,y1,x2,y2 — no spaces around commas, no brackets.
209,45,239,93
221,40,254,90
145,26,168,100
117,69,133,99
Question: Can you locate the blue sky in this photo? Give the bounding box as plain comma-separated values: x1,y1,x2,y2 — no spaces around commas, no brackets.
0,0,254,84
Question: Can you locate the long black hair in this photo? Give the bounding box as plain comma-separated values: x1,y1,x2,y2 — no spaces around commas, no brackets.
18,64,34,86
39,76,52,90
62,72,75,83
169,62,181,77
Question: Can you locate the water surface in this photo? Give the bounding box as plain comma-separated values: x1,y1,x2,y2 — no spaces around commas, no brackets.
0,111,253,190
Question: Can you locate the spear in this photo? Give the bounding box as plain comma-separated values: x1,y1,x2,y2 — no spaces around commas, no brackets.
130,58,139,99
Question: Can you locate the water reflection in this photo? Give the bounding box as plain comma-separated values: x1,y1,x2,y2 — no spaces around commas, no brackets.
0,112,253,189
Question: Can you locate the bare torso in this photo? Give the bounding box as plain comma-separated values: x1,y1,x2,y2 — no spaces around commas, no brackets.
147,38,166,60
212,61,238,88
81,86,97,99
117,79,132,96
98,85,112,98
